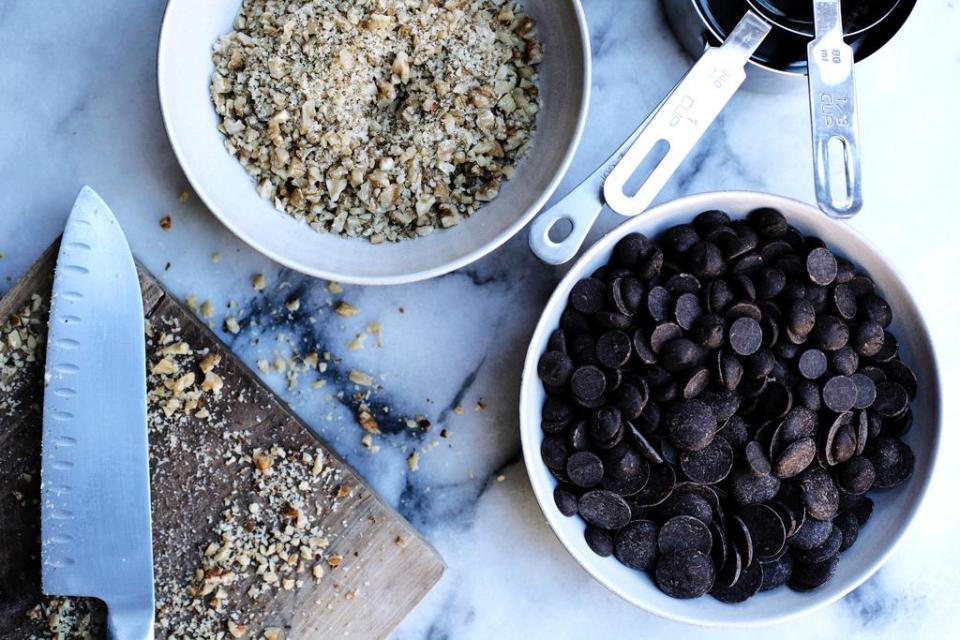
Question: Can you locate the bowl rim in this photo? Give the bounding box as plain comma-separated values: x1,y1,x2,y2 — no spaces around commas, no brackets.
519,190,942,627
156,0,593,286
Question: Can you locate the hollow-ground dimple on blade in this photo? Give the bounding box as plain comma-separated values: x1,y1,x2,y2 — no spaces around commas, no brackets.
41,187,154,617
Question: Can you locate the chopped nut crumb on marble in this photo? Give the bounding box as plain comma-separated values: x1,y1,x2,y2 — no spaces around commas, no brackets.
366,322,384,347
334,301,359,317
356,405,381,434
225,316,241,334
347,333,366,351
200,299,216,319
348,369,374,386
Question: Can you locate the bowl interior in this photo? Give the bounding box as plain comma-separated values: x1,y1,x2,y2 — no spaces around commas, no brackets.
519,192,940,627
158,0,589,284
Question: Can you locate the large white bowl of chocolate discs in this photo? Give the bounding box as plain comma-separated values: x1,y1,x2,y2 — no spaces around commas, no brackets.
519,191,941,626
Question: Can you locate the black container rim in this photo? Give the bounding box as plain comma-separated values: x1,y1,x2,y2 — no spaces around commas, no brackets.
689,0,917,75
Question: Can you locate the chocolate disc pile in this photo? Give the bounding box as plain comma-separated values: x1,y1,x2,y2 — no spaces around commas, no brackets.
538,209,917,601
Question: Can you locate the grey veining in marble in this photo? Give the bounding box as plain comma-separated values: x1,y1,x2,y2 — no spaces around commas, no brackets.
2,1,960,638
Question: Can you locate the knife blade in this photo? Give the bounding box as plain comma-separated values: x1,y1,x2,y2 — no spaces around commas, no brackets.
41,186,155,640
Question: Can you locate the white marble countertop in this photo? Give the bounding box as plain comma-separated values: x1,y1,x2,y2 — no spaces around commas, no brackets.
2,1,959,638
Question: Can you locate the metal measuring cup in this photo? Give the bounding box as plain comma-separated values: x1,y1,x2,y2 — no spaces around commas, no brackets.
529,1,904,264
529,12,772,265
746,0,899,217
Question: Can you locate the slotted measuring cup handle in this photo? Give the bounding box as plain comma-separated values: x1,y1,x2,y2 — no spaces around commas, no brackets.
808,0,863,218
602,12,771,217
528,91,677,265
811,120,862,218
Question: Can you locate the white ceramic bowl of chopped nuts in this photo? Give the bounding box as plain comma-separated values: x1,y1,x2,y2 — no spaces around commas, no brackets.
519,192,940,626
158,0,590,285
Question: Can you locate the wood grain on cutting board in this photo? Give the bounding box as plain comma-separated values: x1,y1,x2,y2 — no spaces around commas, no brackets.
0,244,444,639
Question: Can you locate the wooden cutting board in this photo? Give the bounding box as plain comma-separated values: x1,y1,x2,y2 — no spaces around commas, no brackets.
0,243,444,639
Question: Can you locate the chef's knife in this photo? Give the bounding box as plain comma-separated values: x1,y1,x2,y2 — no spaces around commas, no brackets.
41,186,155,639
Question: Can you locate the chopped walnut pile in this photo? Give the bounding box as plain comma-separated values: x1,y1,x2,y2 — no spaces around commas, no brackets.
146,325,225,422
143,319,348,639
156,438,343,639
210,0,542,242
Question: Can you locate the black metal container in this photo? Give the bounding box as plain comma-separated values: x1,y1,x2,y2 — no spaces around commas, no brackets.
662,0,917,92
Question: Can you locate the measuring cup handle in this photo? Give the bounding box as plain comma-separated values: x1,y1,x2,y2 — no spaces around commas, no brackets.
602,12,771,217
601,111,678,218
812,128,862,218
808,1,863,219
526,87,675,265
528,183,604,265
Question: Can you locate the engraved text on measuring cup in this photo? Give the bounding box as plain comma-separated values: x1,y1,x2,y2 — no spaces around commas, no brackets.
708,65,732,89
818,93,849,128
669,95,696,128
818,48,844,65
